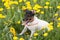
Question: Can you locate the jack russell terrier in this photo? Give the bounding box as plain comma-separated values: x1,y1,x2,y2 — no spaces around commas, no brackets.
19,10,50,38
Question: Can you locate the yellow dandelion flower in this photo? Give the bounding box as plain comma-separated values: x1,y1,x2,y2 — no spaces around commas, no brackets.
57,17,60,21
10,27,16,36
19,38,24,40
10,1,18,5
25,1,30,5
49,6,53,9
43,32,48,37
33,0,37,3
57,22,60,27
0,14,2,16
34,33,38,37
57,24,60,27
23,0,26,2
4,2,10,9
13,36,18,40
54,13,58,17
35,4,42,8
0,8,3,11
22,6,27,10
26,5,32,10
17,21,21,24
57,23,60,28
57,5,60,9
0,14,6,19
49,22,53,25
7,7,10,9
19,0,23,2
58,23,60,25
2,15,6,18
45,2,50,5
36,10,40,13
40,11,44,14
44,6,48,9
2,0,5,2
48,24,53,32
33,7,38,10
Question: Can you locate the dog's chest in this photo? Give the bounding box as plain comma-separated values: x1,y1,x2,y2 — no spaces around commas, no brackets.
26,23,38,31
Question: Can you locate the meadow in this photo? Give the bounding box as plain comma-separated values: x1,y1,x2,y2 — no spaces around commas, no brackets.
0,0,60,40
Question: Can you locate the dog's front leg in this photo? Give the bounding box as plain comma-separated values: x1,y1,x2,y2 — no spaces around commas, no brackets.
30,31,35,38
19,26,27,35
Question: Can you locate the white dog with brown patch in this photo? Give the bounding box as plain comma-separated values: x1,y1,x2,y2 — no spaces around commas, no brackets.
19,16,50,38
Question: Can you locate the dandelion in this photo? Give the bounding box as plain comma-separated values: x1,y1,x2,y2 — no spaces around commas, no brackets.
35,4,42,8
43,32,48,37
4,2,10,9
57,22,60,27
19,0,23,2
49,22,53,25
57,5,60,9
2,0,5,2
54,13,58,17
49,6,53,9
10,27,16,36
19,38,24,40
25,1,30,5
2,15,6,18
45,2,50,5
16,21,21,24
36,10,40,13
33,0,37,3
57,17,60,21
26,5,32,10
10,1,18,5
44,6,48,8
22,6,27,10
48,24,54,32
23,0,26,2
0,14,6,19
13,36,18,40
0,8,3,11
33,7,38,10
34,33,38,37
33,4,42,10
40,11,44,14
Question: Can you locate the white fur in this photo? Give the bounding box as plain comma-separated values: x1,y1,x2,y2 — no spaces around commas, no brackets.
19,16,50,38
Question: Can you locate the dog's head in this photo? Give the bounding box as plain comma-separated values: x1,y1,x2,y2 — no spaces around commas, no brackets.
23,10,35,24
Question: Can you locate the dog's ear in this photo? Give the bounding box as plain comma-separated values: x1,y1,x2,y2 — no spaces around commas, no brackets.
23,9,28,12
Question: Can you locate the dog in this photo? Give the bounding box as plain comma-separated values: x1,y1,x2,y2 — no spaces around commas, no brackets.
19,10,50,38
